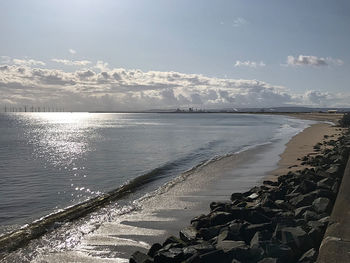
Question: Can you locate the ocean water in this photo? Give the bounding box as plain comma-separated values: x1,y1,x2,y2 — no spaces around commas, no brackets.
0,112,310,234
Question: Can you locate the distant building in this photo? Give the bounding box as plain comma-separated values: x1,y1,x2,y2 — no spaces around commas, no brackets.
328,110,338,113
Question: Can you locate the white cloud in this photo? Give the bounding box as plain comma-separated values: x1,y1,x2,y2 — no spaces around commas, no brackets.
69,49,77,54
94,60,110,72
232,17,247,27
12,58,46,66
286,55,343,67
0,60,349,110
52,59,91,66
234,60,266,68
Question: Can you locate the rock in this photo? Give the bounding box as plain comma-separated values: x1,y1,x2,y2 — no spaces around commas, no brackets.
186,242,214,254
199,249,227,263
289,192,317,207
236,202,247,208
264,241,294,262
209,212,234,226
148,243,162,257
258,258,278,263
180,226,198,244
217,228,232,243
131,251,153,263
244,223,273,242
248,193,259,200
318,216,330,225
191,214,210,229
154,247,185,263
317,178,334,189
216,240,247,253
231,192,244,201
307,226,323,248
326,165,340,177
246,210,271,224
250,231,272,248
210,202,232,212
331,180,340,194
312,197,332,214
297,248,318,262
273,225,311,252
299,180,316,194
198,225,223,240
313,189,335,200
294,206,312,218
228,220,248,239
182,253,199,263
163,236,186,247
303,210,321,221
263,180,278,186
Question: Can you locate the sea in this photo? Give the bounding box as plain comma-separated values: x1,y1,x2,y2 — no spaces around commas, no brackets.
0,112,312,237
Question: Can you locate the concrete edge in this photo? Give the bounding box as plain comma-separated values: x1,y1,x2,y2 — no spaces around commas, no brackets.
317,156,350,262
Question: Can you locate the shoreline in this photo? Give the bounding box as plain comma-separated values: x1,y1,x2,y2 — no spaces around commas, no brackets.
129,114,349,262
0,114,344,262
267,122,343,181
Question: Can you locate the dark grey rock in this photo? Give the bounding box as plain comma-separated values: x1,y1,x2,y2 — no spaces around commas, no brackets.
312,197,332,214
186,241,214,254
179,226,198,244
231,192,244,201
244,223,273,242
216,240,247,253
289,192,317,207
326,164,340,177
317,177,334,189
163,236,186,247
154,247,184,263
199,249,227,263
258,258,278,263
318,216,330,225
198,225,223,240
297,248,318,262
274,225,311,251
303,210,321,221
295,206,312,218
209,212,234,226
263,180,278,186
210,201,231,212
264,241,294,262
299,180,317,194
331,180,340,194
148,243,162,257
131,251,153,263
191,214,210,229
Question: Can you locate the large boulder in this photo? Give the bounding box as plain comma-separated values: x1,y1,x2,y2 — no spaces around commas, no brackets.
273,225,312,252
209,211,234,226
312,197,332,214
179,226,198,244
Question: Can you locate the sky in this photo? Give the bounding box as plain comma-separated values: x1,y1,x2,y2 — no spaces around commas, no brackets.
1,0,349,111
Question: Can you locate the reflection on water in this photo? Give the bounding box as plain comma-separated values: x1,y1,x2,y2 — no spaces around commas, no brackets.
0,112,310,231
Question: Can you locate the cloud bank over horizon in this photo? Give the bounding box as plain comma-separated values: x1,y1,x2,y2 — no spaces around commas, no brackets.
286,55,344,67
0,57,349,111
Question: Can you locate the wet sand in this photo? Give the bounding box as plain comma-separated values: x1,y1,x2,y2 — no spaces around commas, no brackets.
29,143,280,263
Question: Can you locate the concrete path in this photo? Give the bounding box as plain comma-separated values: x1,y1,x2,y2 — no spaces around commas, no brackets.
317,156,350,262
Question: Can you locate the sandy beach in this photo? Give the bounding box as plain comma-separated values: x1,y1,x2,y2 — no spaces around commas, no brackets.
268,113,343,179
